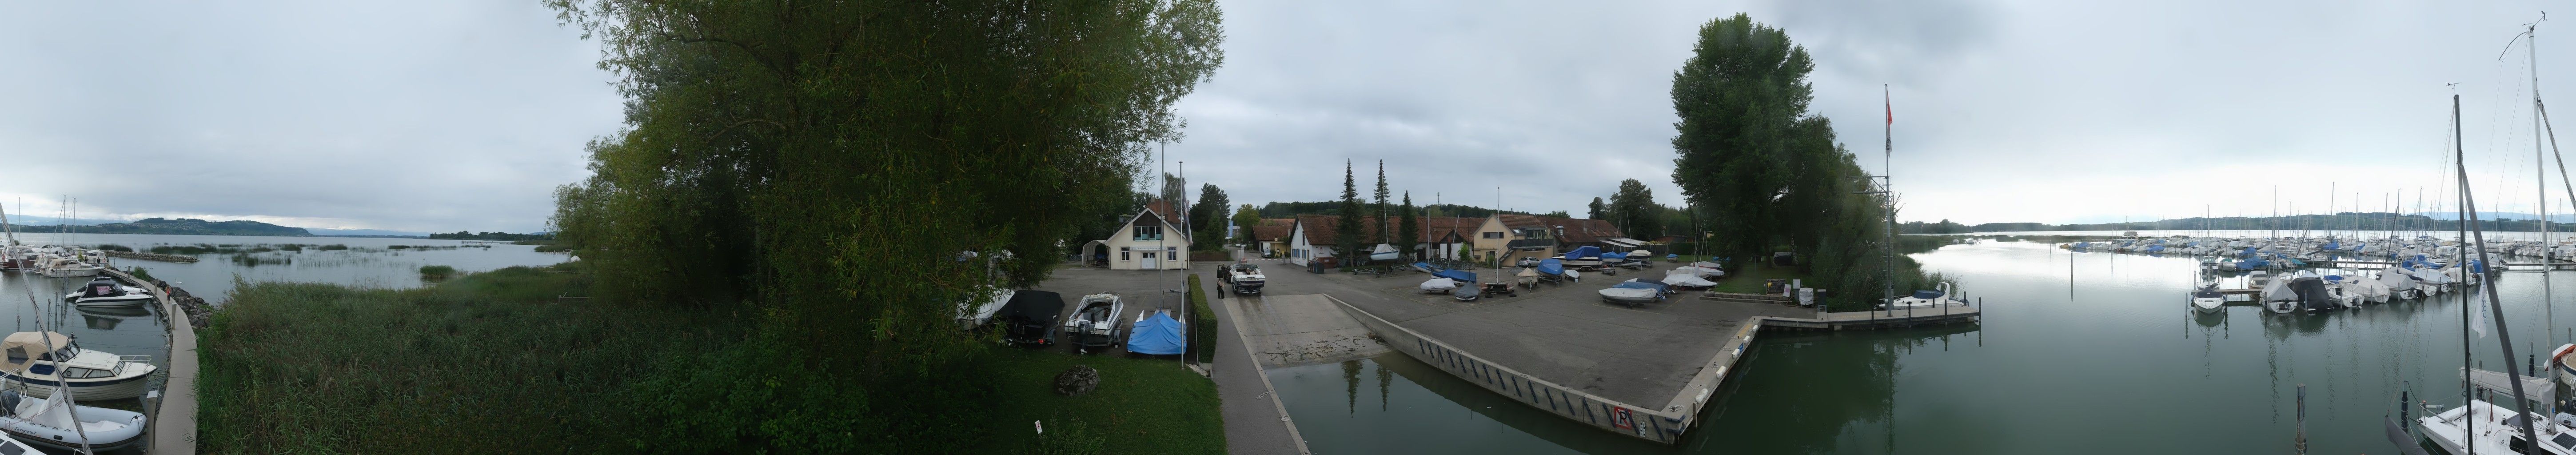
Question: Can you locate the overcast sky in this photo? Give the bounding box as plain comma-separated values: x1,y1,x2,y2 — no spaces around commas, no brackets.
0,1,615,232
1169,0,2576,225
12,1,2576,232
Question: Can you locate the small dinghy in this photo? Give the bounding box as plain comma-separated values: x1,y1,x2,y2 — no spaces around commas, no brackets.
1453,282,1483,301
0,388,144,451
61,278,150,307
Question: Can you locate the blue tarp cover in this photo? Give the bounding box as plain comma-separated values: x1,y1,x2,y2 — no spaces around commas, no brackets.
1412,262,1443,273
1125,311,1186,355
1615,281,1667,293
1560,246,1602,259
1537,259,1565,275
1433,269,1478,283
1600,252,1627,260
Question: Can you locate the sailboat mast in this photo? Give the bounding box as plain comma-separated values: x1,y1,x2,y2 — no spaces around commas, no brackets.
2459,93,2547,450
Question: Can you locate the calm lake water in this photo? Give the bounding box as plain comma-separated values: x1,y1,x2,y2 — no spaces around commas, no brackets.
0,233,569,407
1272,239,2576,454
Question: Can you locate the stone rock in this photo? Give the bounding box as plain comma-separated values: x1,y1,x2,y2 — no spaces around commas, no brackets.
1053,365,1101,396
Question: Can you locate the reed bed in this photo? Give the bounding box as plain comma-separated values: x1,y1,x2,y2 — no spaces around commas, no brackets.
199,264,729,454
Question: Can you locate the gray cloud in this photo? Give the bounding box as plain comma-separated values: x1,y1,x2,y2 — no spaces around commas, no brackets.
1170,0,2576,226
0,1,619,232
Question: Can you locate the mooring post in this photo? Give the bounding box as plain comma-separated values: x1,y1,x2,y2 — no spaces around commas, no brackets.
2295,383,2308,454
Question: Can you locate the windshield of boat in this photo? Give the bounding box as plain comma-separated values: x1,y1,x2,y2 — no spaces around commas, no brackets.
2555,432,2576,451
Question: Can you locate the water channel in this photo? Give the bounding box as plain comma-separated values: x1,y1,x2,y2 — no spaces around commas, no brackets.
0,233,567,412
1273,232,2576,454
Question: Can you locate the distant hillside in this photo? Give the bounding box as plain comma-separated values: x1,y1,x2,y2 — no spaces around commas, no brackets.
304,228,429,237
9,218,314,236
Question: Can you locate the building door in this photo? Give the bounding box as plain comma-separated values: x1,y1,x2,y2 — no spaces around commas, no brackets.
1141,251,1159,269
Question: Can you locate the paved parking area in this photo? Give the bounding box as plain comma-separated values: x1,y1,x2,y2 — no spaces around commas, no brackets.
1254,261,1810,407
1025,266,1195,355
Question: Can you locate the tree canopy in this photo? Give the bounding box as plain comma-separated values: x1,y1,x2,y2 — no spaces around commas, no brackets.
543,0,1223,451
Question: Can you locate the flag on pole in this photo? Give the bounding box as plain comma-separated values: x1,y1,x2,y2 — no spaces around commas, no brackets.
2475,295,2492,339
1884,86,1893,125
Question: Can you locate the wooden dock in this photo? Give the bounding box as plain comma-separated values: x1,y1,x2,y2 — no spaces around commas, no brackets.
1757,305,1981,330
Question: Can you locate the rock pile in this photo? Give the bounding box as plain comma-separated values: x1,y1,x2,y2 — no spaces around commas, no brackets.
152,280,214,329
1053,365,1101,396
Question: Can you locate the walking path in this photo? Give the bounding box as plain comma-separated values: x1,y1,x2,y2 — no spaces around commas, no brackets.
108,268,195,455
1201,270,1312,455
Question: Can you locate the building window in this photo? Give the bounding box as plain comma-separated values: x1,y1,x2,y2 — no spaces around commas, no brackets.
1134,225,1163,241
1483,231,1503,239
1120,247,1131,261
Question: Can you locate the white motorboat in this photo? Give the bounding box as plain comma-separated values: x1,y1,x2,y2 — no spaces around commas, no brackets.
2189,287,2223,312
1878,282,1967,310
0,332,155,401
1220,263,1266,295
1368,244,1399,262
62,277,151,307
2416,399,2576,455
0,389,144,451
1061,293,1125,354
1671,266,1725,279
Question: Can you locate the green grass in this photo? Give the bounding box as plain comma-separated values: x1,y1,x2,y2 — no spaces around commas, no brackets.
418,265,456,279
199,262,1222,454
126,267,154,282
973,349,1224,454
199,263,727,454
1708,263,1814,295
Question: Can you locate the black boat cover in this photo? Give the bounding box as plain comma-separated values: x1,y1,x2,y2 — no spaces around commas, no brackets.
2289,277,2336,311
996,290,1066,343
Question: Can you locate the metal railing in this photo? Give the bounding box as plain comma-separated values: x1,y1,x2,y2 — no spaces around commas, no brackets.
114,355,153,375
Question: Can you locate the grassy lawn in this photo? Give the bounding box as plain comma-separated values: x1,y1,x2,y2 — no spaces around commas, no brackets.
973,349,1225,454
1707,263,1815,295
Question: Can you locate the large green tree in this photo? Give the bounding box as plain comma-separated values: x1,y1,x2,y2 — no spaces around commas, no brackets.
1588,197,1607,220
1372,160,1390,246
544,0,1223,451
1669,13,1916,310
1609,179,1661,238
1397,192,1420,258
1336,160,1364,258
1671,13,1818,259
1231,203,1260,247
1190,183,1229,248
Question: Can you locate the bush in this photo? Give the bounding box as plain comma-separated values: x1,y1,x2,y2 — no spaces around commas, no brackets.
91,244,132,252
1186,274,1215,364
126,267,153,282
419,265,457,279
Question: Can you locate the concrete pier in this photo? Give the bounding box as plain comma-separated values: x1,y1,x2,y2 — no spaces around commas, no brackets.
105,267,195,455
1243,263,1977,445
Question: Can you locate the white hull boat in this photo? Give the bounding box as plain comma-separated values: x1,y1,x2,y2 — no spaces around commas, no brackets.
1419,278,1459,294
1879,282,1967,310
0,332,155,401
1659,272,1716,290
2416,399,2576,455
1061,293,1126,353
0,389,144,451
2189,288,2224,312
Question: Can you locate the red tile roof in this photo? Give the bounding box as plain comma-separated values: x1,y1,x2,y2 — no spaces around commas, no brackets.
1294,215,1479,246
1250,225,1292,242
1537,216,1626,245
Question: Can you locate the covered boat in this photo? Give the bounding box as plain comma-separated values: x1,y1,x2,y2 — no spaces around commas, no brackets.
955,287,1016,329
1419,278,1461,293
2288,277,2338,312
1536,259,1565,276
1599,282,1662,307
1432,269,1477,284
1368,244,1400,262
0,332,154,401
1559,246,1603,268
1124,310,1186,355
996,290,1066,346
0,389,143,451
1660,271,1716,289
1454,281,1483,301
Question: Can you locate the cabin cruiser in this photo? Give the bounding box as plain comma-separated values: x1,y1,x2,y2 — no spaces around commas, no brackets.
0,332,156,401
0,389,144,451
1878,282,1967,310
1061,293,1125,354
61,277,151,307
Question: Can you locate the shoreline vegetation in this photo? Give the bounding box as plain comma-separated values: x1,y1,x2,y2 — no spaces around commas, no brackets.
199,263,1219,454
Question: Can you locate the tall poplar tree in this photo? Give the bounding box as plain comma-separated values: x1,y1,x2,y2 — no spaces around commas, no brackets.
1397,192,1421,259
1372,160,1390,247
1336,160,1364,259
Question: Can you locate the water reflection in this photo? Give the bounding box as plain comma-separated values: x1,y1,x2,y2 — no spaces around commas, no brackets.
76,305,150,331
1687,324,1980,455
